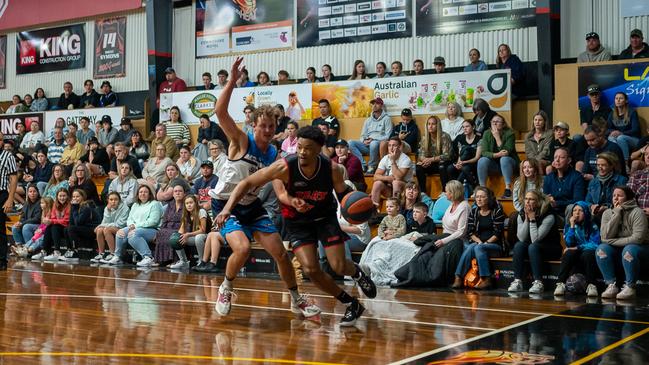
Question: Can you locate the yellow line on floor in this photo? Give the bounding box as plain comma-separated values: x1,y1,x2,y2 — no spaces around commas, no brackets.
570,326,649,365
0,352,347,365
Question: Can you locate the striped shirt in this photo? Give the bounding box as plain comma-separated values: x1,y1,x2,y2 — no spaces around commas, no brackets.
0,150,18,191
163,122,190,146
47,140,67,164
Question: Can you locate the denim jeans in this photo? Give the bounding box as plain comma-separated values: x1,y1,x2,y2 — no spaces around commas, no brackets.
477,156,517,187
12,223,39,245
608,135,639,161
115,227,157,259
455,242,502,277
348,140,381,170
512,241,561,280
596,243,649,286
36,182,47,196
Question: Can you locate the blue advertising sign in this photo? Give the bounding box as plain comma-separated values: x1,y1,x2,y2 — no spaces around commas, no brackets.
578,61,649,109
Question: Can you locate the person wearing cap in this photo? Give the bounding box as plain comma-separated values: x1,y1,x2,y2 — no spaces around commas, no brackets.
79,137,110,176
194,114,228,163
547,121,576,175
197,72,215,90
98,115,118,151
464,48,488,72
390,61,404,77
432,56,446,74
116,117,135,144
56,81,80,110
385,108,420,156
577,32,612,63
524,110,554,174
79,79,100,108
348,97,392,174
412,59,425,76
496,44,526,98
579,84,611,132
99,81,119,107
192,160,218,211
332,139,366,192
76,117,95,147
159,67,187,94
312,99,340,137
619,29,649,60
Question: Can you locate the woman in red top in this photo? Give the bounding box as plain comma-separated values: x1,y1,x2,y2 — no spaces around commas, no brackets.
36,188,71,261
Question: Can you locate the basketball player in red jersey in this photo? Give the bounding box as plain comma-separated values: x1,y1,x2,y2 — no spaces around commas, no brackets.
216,126,376,326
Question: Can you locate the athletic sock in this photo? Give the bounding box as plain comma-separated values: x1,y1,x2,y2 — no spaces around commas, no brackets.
288,286,301,302
222,276,234,290
336,290,354,304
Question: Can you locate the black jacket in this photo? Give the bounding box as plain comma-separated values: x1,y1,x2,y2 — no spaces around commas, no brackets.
70,202,100,227
619,43,649,59
20,199,42,225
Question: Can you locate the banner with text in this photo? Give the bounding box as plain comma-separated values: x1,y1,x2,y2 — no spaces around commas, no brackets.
160,84,313,124
416,0,536,36
0,35,6,89
44,107,125,135
195,0,294,57
578,61,649,109
0,112,45,142
94,17,127,78
297,0,412,48
16,23,86,75
162,70,510,122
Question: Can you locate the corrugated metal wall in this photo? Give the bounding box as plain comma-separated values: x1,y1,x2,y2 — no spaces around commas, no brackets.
0,11,148,100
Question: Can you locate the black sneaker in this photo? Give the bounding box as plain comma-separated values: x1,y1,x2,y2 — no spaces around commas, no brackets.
353,263,377,298
340,299,365,327
192,261,207,272
500,189,512,199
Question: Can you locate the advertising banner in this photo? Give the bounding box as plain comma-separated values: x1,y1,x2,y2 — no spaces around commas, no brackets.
297,0,412,48
160,84,313,124
94,17,127,79
16,24,86,75
0,35,5,89
161,70,510,123
44,107,125,135
0,112,45,142
312,70,511,119
578,61,649,109
0,0,141,32
416,0,536,36
195,0,294,57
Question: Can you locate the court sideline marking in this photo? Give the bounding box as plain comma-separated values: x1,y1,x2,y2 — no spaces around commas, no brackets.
570,326,649,365
0,352,348,365
389,314,551,365
8,267,570,317
0,292,496,332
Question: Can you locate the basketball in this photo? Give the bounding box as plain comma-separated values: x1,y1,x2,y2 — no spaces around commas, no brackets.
566,273,587,294
340,191,374,224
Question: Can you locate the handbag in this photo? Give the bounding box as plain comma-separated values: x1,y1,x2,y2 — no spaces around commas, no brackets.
463,258,481,288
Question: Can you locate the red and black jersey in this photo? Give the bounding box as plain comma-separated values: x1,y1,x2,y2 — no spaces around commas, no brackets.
281,154,337,223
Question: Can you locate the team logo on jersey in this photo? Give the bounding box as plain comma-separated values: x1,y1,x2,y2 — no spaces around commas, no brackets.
189,93,217,118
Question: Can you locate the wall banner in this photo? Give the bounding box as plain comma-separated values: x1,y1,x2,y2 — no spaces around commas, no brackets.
578,61,649,109
161,70,510,123
44,107,125,135
297,0,413,48
195,0,294,57
94,17,127,79
0,112,45,142
416,0,536,36
16,23,86,75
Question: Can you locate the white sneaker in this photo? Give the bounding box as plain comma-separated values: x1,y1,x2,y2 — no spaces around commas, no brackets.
616,284,636,300
586,284,598,297
107,255,123,265
31,252,45,260
100,253,115,264
529,280,544,294
43,251,61,261
136,256,154,267
601,283,619,299
215,285,234,316
169,260,189,269
290,294,322,319
554,282,566,296
507,279,523,292
90,253,103,263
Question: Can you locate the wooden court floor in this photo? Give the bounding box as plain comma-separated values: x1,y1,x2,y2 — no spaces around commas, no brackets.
1,261,649,364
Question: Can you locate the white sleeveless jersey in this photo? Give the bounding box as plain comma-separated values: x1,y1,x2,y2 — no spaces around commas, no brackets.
209,133,277,205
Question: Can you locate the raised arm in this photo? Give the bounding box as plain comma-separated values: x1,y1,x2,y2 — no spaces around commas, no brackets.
215,57,248,154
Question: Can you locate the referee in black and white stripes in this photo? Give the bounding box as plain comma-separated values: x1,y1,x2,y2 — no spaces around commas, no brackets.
0,133,18,270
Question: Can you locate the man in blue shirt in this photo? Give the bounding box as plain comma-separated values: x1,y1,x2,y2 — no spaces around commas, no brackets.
192,160,218,211
544,148,586,216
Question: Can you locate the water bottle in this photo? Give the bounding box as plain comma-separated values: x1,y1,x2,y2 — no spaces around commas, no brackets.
463,179,470,199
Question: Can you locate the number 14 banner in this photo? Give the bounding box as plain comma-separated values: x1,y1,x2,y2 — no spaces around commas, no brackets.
94,17,127,79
